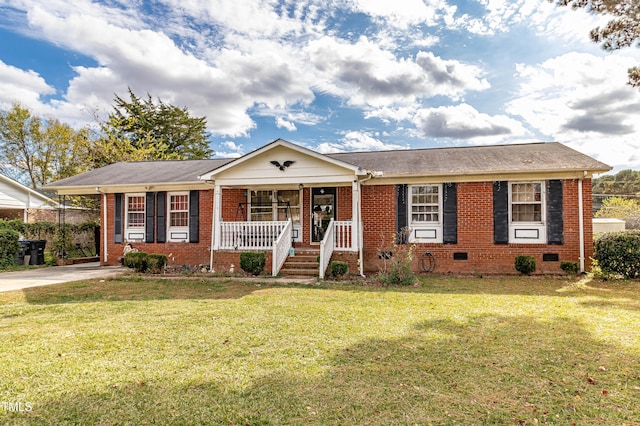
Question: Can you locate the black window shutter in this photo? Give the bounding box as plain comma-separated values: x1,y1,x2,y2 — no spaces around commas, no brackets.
189,190,199,243
114,193,123,244
493,181,509,244
396,184,408,244
145,192,155,243
156,192,166,243
443,183,457,244
547,180,564,244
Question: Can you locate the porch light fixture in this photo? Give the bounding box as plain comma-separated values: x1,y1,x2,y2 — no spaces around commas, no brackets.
299,183,304,190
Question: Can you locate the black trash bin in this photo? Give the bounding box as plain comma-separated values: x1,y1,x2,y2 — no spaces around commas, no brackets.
29,240,46,265
14,241,30,266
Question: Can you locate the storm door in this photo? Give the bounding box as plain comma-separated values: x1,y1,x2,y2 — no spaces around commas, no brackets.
311,187,336,243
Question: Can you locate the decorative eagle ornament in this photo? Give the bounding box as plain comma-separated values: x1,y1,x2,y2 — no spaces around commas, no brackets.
270,160,295,171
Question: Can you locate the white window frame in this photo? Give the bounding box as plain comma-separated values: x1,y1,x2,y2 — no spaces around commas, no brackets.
124,193,145,242
248,189,303,242
408,184,443,243
167,191,189,242
508,181,546,244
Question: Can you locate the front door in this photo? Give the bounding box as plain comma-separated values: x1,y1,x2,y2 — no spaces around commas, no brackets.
311,187,336,243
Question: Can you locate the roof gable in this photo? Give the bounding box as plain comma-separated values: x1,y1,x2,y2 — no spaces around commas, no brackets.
199,139,364,182
0,174,57,209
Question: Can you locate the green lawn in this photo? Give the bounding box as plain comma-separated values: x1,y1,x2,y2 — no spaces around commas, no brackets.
0,275,639,425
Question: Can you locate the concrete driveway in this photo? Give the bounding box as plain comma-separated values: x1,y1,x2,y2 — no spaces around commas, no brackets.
0,262,127,292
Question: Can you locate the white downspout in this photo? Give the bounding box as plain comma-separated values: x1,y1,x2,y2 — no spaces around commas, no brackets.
103,192,108,263
357,173,375,277
208,183,217,272
213,185,222,251
578,177,585,273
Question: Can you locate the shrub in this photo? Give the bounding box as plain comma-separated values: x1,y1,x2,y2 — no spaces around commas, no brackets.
560,261,580,276
515,255,536,275
240,252,266,275
330,261,348,278
594,231,640,279
0,226,20,268
147,254,168,274
377,237,416,286
124,251,148,272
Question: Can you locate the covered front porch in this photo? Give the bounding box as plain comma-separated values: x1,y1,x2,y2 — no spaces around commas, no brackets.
200,139,369,278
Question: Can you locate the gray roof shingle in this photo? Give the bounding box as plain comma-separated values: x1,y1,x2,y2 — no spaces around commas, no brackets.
46,142,610,189
47,158,233,188
326,142,610,177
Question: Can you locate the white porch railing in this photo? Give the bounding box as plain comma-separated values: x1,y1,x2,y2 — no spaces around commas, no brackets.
319,219,335,279
272,219,292,277
219,221,289,250
334,220,353,250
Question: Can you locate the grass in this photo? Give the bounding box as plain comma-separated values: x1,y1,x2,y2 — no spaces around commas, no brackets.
0,275,639,425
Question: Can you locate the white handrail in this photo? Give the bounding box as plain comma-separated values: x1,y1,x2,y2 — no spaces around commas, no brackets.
272,219,292,276
319,219,335,279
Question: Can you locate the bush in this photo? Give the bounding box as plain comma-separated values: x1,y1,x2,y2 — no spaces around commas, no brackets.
594,231,640,279
560,261,580,276
147,254,168,274
240,252,266,276
377,242,416,286
330,261,348,278
0,226,20,268
124,251,148,272
515,255,536,275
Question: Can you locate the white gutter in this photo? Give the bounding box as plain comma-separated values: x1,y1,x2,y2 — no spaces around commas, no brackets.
578,177,585,273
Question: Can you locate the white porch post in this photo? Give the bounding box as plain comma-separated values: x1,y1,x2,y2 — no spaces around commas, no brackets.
352,180,360,252
213,185,222,251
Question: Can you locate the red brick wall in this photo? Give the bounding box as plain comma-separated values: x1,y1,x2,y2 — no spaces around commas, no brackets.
360,179,593,275
100,179,594,275
102,190,214,267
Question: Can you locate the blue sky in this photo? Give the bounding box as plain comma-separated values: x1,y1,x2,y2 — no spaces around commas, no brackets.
0,0,639,172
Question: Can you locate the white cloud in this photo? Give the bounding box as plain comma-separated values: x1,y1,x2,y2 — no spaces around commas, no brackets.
306,36,489,107
0,60,55,109
413,103,529,142
315,130,408,153
214,140,245,158
276,117,297,132
507,52,640,169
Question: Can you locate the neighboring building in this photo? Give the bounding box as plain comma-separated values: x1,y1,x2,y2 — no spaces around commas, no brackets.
0,174,58,222
46,139,611,276
592,218,625,234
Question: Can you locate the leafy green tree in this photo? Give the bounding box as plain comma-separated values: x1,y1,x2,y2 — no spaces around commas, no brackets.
0,103,91,188
93,89,213,166
553,0,640,87
593,169,640,195
595,196,640,229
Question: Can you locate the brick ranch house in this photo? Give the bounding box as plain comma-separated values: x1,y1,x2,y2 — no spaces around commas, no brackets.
46,139,610,277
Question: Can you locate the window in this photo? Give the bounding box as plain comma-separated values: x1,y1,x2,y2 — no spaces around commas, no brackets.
511,183,542,222
277,190,300,223
411,185,440,223
124,194,145,241
168,192,189,241
250,190,273,222
250,190,301,224
126,195,145,228
408,184,442,242
508,182,546,243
